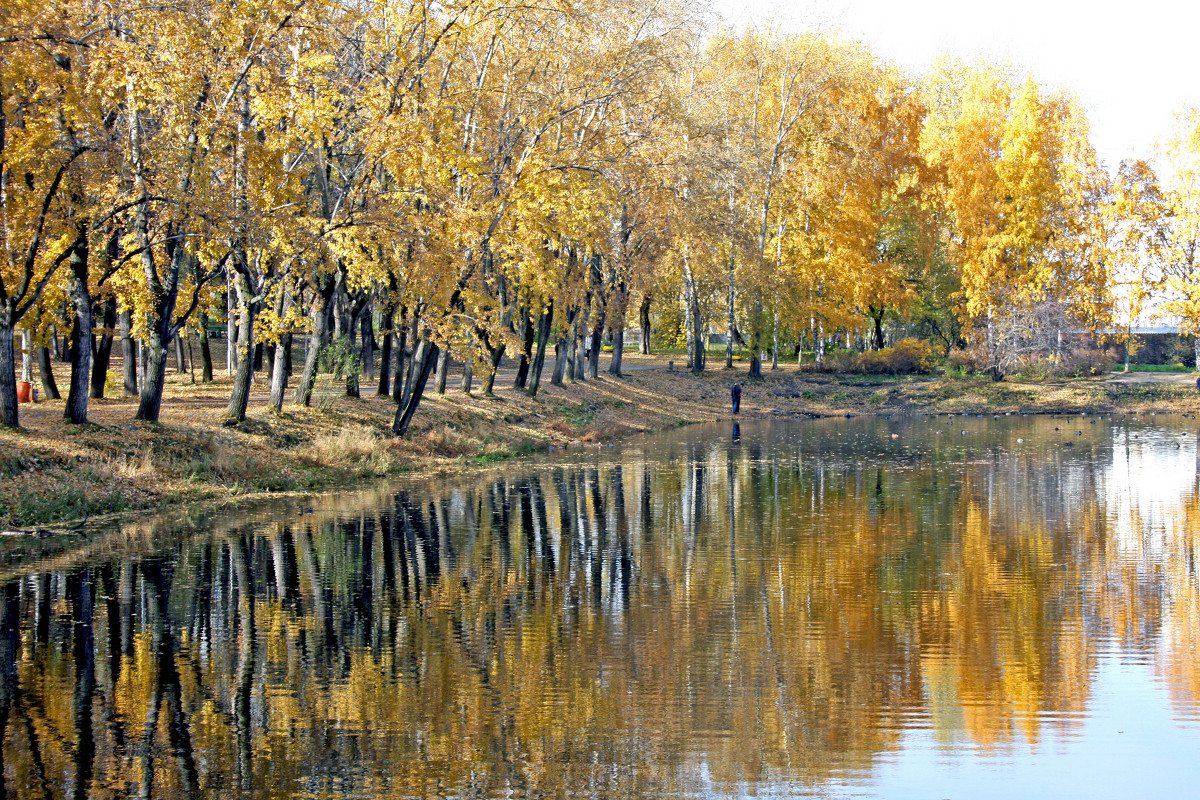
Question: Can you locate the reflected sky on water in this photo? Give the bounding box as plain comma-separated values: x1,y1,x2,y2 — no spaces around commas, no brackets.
1,413,1199,799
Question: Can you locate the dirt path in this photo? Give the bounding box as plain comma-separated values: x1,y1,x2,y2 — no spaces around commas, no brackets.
1106,370,1200,386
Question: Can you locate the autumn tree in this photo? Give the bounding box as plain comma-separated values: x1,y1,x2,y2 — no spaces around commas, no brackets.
1160,109,1200,368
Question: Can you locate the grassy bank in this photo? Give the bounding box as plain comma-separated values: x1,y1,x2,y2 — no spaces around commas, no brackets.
3,355,1197,531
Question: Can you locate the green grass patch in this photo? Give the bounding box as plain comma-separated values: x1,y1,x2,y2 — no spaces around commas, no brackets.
554,401,598,426
0,477,129,527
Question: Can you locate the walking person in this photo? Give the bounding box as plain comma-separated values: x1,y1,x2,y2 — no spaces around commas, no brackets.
731,382,741,415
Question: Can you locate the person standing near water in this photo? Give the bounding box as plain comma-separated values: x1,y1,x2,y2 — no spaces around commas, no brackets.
731,383,742,414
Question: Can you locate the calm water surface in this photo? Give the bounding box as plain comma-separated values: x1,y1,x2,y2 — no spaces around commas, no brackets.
2,414,1199,799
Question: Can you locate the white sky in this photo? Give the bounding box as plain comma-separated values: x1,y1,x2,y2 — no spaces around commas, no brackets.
715,0,1200,170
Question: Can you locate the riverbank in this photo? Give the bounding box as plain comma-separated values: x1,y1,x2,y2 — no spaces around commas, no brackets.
3,353,1197,530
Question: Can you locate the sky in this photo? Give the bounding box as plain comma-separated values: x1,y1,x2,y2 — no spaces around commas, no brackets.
716,0,1200,170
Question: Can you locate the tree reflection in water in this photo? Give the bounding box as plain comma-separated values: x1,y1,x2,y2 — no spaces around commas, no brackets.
0,416,1198,798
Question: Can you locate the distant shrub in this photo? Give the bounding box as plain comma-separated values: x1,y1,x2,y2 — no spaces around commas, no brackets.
318,336,361,379
946,347,984,376
855,338,934,375
797,339,934,375
1060,347,1114,377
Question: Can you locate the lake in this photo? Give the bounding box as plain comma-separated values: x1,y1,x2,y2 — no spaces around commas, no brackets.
2,413,1198,798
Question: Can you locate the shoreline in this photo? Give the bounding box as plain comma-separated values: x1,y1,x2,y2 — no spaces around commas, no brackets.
2,355,1197,534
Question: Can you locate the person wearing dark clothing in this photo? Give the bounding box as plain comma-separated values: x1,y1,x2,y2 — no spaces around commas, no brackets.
731,383,741,414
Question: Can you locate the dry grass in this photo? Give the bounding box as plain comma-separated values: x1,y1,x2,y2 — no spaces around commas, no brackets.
299,425,394,473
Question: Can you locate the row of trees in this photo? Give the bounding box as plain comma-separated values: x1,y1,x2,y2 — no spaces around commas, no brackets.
4,0,1200,434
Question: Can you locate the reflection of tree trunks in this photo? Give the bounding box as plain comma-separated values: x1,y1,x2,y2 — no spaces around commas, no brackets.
553,470,579,582
140,562,200,800
727,448,738,644
491,482,512,569
296,524,332,650
15,702,53,800
0,582,18,798
529,477,554,578
610,466,630,607
138,573,163,799
519,482,537,590
389,509,412,605
371,514,387,650
271,526,294,606
588,469,607,608
34,572,52,644
68,573,97,800
229,534,256,793
641,465,653,543
98,566,128,755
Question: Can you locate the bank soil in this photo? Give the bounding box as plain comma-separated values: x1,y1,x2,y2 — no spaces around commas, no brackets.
2,353,1197,532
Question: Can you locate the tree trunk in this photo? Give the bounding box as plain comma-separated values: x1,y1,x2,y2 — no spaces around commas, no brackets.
393,339,439,437
391,306,409,403
121,309,137,396
198,309,214,382
744,289,763,379
135,333,169,422
0,323,19,427
361,306,374,382
481,343,504,396
435,347,450,394
91,295,117,399
869,305,885,350
638,293,652,355
269,335,289,412
225,268,257,425
608,328,624,377
460,359,473,394
771,309,779,370
551,339,567,386
226,289,236,377
588,294,606,380
513,304,533,390
527,301,553,397
138,339,147,395
564,308,579,382
64,232,92,424
376,327,393,397
726,248,736,369
264,335,274,380
20,330,32,383
37,347,60,400
268,291,294,411
293,274,337,407
175,333,187,373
